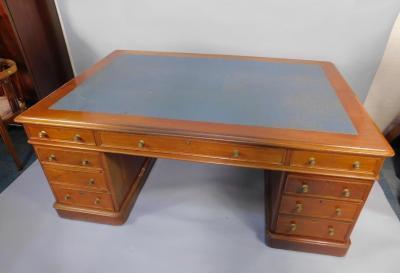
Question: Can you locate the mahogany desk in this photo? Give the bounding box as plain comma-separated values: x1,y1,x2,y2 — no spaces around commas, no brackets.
16,50,393,256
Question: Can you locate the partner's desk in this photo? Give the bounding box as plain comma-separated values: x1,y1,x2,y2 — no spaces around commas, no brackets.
16,51,393,256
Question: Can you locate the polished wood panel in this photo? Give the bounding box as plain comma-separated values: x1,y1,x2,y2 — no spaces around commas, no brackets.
36,146,102,168
43,165,108,191
52,184,114,211
102,154,148,210
279,195,360,221
266,230,350,256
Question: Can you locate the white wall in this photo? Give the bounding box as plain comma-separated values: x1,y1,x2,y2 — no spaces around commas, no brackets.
55,0,400,101
365,14,400,131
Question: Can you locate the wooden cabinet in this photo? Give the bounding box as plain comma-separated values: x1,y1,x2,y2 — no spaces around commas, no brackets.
0,0,73,103
266,171,373,256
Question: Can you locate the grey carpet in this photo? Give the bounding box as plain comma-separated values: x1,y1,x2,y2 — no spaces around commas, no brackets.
379,159,400,220
0,126,36,193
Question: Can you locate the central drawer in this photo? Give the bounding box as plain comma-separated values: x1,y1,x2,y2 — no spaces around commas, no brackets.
99,131,286,165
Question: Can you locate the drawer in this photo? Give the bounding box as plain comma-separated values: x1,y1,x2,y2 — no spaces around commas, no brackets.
52,185,114,211
99,132,285,165
275,214,352,241
279,195,360,221
285,174,371,201
289,150,378,175
36,146,102,168
28,125,95,145
44,165,108,191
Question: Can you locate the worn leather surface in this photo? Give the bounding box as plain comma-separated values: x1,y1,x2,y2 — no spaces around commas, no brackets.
51,55,356,134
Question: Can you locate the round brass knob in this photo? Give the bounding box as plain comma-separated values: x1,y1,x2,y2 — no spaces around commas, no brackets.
81,159,89,166
73,134,82,142
290,222,297,232
232,150,240,158
295,202,303,213
88,178,95,185
328,226,335,236
38,131,48,138
138,139,145,148
342,188,351,198
335,207,342,216
48,154,56,162
64,194,71,201
301,184,309,193
94,197,101,205
308,157,316,166
353,161,361,170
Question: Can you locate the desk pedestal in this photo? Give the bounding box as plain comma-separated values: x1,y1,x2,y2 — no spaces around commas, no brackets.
265,170,372,256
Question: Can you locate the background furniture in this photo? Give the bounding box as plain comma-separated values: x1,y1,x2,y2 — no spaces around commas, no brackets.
16,51,393,256
0,58,23,169
0,0,73,104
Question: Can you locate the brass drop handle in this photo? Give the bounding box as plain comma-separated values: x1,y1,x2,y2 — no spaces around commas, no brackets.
290,222,297,232
301,184,309,193
335,207,342,216
81,159,89,166
353,161,361,170
342,188,351,198
48,154,56,162
73,134,82,142
308,157,316,166
94,197,101,205
232,150,240,158
88,178,95,185
138,139,145,148
328,226,335,236
38,130,48,138
64,194,71,201
295,202,303,213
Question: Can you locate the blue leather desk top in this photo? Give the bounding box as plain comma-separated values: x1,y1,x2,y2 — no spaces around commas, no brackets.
51,54,356,134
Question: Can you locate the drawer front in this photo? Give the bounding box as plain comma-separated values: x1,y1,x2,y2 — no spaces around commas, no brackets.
44,166,108,191
289,150,378,175
275,215,352,241
52,185,114,211
28,125,95,145
99,132,285,166
36,146,102,168
285,174,371,201
279,195,360,221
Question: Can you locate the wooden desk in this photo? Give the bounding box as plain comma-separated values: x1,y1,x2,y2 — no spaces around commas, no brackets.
16,50,393,256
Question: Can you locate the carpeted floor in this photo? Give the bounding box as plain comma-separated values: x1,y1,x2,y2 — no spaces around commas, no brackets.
0,126,36,193
1,159,400,273
379,159,400,220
